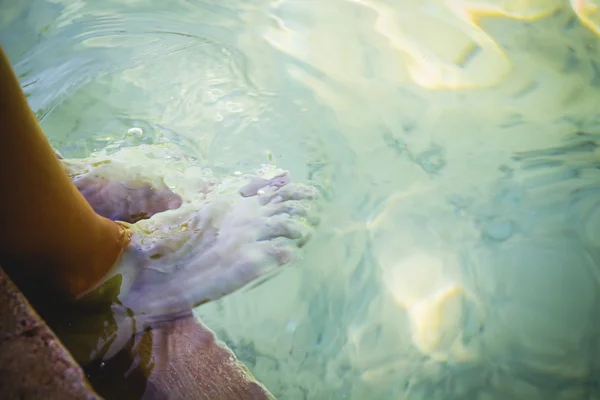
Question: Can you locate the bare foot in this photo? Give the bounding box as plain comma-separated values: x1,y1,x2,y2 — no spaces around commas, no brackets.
117,168,316,315
59,145,318,363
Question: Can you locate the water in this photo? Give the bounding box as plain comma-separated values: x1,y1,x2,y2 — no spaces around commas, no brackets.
2,0,600,398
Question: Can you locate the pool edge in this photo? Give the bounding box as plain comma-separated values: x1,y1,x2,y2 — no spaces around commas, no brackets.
0,266,276,400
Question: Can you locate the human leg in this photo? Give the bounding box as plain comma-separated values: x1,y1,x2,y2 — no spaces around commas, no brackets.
0,46,130,299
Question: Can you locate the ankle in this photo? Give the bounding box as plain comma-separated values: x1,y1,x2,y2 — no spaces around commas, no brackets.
63,217,133,300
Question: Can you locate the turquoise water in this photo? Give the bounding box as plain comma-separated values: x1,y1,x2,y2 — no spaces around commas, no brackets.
2,0,600,398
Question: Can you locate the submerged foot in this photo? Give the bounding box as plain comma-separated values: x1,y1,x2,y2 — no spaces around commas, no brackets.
114,167,318,318
58,146,319,362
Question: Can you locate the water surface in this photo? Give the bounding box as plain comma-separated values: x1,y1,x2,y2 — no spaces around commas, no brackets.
2,0,600,398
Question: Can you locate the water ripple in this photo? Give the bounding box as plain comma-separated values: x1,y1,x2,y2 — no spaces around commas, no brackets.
3,0,600,399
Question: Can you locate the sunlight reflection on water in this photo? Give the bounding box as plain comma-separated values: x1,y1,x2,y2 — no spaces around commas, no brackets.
2,0,600,398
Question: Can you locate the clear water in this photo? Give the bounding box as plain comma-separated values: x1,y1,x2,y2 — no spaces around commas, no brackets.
2,0,600,398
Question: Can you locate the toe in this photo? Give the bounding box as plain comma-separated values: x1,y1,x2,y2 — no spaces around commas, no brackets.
267,200,310,217
258,214,311,242
266,200,320,225
263,241,295,265
264,183,318,204
239,172,291,197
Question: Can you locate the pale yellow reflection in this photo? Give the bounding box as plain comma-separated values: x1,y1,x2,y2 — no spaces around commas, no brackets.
352,0,565,90
447,0,563,20
571,0,600,34
264,0,579,90
380,251,482,362
352,0,512,90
